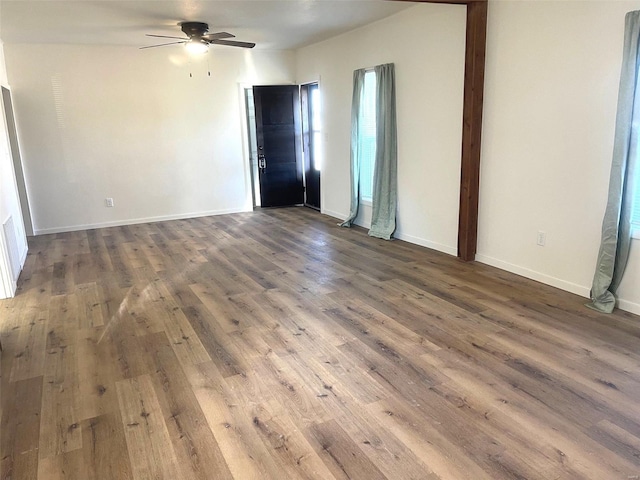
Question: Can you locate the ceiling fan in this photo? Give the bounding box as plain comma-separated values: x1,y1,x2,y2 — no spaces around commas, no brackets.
141,21,256,53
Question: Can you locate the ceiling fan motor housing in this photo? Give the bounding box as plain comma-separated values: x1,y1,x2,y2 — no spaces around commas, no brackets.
181,22,209,38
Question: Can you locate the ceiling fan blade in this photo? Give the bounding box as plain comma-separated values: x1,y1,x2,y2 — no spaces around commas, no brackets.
145,34,188,40
139,41,187,50
202,32,235,41
209,39,256,49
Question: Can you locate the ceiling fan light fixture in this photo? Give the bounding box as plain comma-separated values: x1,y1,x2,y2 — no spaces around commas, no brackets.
186,39,208,55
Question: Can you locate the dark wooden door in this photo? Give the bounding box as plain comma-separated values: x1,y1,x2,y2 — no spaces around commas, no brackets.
301,83,321,210
253,85,304,207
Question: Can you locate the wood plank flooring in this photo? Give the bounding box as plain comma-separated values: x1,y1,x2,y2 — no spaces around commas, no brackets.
2,207,640,479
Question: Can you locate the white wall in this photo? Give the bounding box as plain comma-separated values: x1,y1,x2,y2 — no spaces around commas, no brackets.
0,41,28,298
296,4,466,255
4,44,295,233
478,0,640,314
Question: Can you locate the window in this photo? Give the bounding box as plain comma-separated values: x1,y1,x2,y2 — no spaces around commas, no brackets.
359,70,377,203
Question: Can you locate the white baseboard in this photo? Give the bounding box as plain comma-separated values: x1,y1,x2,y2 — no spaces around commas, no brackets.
322,210,458,256
394,231,457,257
33,207,250,235
322,209,348,222
617,298,640,316
477,255,639,316
475,253,591,299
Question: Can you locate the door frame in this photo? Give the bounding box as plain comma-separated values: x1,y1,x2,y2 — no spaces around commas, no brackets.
240,82,304,210
0,83,25,299
1,85,33,237
238,83,258,210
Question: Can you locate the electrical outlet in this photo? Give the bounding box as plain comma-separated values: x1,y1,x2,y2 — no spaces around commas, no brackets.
537,231,546,246
105,197,114,207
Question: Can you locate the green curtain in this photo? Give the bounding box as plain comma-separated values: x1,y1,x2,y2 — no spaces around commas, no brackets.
588,11,640,313
369,63,398,240
340,69,367,227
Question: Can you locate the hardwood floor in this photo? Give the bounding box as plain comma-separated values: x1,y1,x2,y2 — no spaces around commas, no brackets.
1,207,640,479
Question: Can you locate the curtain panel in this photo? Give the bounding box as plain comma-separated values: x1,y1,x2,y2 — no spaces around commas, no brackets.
369,63,398,240
341,63,398,240
589,11,640,313
340,69,367,227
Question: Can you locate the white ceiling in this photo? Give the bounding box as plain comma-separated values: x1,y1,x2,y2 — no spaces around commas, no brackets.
0,1,415,50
